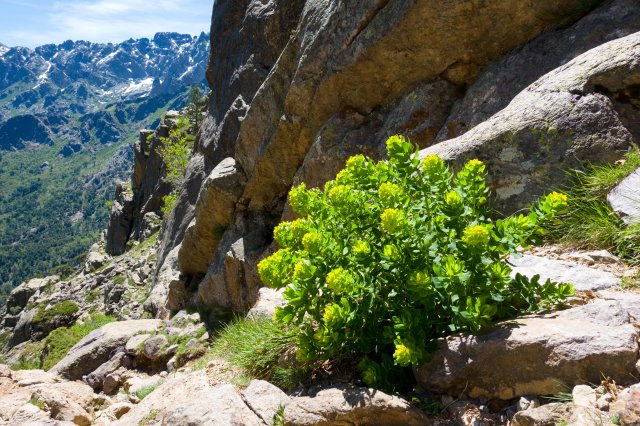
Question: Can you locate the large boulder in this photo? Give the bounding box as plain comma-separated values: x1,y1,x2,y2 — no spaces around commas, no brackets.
415,300,639,400
420,32,640,213
49,319,162,380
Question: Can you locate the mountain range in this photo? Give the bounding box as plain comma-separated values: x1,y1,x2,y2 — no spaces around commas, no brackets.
0,32,209,303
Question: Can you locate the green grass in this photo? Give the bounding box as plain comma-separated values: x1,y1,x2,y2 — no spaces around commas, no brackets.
545,148,640,266
28,398,46,410
140,409,160,426
209,316,310,391
33,300,79,324
40,313,115,370
134,380,164,400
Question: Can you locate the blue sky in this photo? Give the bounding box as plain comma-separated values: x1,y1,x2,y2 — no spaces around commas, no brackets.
0,0,213,48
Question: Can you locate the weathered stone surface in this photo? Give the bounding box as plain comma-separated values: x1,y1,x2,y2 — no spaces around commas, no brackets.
608,167,640,225
5,277,56,313
162,384,262,426
50,319,161,380
511,403,572,426
284,386,429,426
415,300,639,400
142,334,168,360
247,287,285,319
194,227,266,312
610,384,640,426
148,244,182,316
242,380,290,423
84,351,127,392
178,157,246,277
113,371,252,425
437,0,640,142
509,254,621,291
421,32,640,213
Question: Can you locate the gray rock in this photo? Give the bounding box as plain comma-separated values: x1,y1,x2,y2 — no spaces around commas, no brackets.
105,182,135,256
84,351,127,391
178,157,246,277
436,0,640,142
421,32,639,213
242,380,291,423
509,254,621,291
50,319,161,380
125,334,149,355
608,167,640,225
511,403,571,426
142,334,168,360
284,386,429,426
572,385,596,407
415,300,638,400
247,287,285,319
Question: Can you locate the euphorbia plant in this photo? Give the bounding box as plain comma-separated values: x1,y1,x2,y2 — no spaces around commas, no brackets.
258,135,572,390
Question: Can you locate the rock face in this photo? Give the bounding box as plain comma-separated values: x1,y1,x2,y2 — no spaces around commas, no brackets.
149,0,640,316
50,319,161,380
421,31,640,212
415,300,639,400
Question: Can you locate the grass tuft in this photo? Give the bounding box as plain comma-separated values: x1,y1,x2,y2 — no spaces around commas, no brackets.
210,316,310,391
545,148,640,266
135,380,164,400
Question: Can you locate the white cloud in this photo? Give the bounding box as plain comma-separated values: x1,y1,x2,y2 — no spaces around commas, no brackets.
5,0,212,47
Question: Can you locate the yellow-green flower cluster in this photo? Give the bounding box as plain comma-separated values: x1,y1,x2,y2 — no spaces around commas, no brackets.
462,224,490,247
544,191,568,211
464,158,485,174
383,244,402,261
293,259,316,280
393,342,417,367
408,270,431,291
273,218,311,248
326,267,355,293
420,154,446,176
378,182,404,206
385,135,412,162
380,208,408,233
302,232,323,254
353,240,371,258
288,183,310,215
327,185,353,208
445,190,463,208
257,249,293,289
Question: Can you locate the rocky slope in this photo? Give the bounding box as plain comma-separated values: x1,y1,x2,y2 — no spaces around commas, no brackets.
0,32,210,297
1,0,640,425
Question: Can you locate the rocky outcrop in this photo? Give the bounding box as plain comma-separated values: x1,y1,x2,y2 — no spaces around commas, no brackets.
153,0,640,316
0,114,54,150
420,31,640,213
50,319,162,380
414,300,639,400
105,112,178,255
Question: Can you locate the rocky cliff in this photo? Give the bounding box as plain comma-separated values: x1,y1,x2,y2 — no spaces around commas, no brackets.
141,0,640,317
2,0,640,425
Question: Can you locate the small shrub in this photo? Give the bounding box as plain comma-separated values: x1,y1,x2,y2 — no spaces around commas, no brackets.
258,135,572,390
161,192,178,218
33,300,79,324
